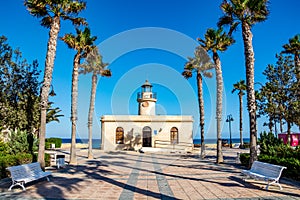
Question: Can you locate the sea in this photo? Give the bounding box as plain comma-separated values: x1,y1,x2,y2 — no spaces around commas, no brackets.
61,138,250,149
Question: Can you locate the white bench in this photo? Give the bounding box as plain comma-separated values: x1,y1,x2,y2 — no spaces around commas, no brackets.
6,162,52,191
241,161,286,190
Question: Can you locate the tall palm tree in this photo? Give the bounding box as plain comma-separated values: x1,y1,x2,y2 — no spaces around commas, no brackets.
24,0,87,169
80,48,111,159
218,0,269,166
61,27,97,164
232,80,247,148
182,46,214,159
198,28,234,163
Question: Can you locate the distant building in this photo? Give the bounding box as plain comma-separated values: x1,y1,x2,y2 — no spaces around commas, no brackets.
278,132,300,146
100,80,194,151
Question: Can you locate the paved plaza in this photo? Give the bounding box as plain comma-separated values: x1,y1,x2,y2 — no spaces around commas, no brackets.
0,147,299,200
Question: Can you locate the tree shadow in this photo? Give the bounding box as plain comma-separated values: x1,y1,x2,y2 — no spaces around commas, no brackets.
229,176,300,198
2,152,299,199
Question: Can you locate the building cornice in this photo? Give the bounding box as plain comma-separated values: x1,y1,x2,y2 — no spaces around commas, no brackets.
101,115,193,123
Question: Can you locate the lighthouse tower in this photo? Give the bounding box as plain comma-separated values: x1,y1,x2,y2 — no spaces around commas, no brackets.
137,80,157,115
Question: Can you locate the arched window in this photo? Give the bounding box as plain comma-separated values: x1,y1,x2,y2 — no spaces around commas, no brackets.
170,127,178,144
116,127,124,144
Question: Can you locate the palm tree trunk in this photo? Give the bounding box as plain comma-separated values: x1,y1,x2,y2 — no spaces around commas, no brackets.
287,121,291,145
239,93,244,148
280,117,283,133
295,54,300,67
88,72,97,159
213,52,223,164
295,54,300,80
197,70,205,159
268,116,273,133
38,16,60,170
69,53,81,165
242,22,257,167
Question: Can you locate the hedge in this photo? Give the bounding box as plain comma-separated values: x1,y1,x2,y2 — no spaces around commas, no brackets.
0,153,32,179
0,153,51,179
239,153,300,181
239,153,250,167
258,154,300,181
45,138,62,149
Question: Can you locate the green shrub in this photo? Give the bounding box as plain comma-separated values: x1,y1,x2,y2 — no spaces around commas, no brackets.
32,153,51,167
0,153,32,179
45,141,51,149
243,142,250,149
258,131,283,155
6,129,38,154
1,153,51,179
45,153,51,167
258,154,300,181
0,142,9,156
239,153,250,167
45,137,62,149
255,131,300,180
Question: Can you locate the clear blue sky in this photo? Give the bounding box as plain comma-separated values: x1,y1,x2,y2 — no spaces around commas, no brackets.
0,1,299,140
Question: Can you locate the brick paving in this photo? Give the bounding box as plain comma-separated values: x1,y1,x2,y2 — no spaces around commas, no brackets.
0,147,299,200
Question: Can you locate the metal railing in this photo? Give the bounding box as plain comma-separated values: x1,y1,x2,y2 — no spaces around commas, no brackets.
154,140,194,150
137,92,157,100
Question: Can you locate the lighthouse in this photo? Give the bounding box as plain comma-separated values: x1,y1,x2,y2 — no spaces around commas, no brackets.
100,79,193,151
137,80,157,115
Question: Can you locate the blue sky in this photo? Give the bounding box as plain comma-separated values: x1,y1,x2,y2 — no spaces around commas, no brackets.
0,1,299,140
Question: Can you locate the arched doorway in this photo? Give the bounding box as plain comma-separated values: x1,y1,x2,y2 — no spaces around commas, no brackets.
170,127,178,144
142,126,152,147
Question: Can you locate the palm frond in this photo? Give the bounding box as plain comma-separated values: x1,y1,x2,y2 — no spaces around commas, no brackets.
203,71,213,78
65,0,86,14
182,70,193,79
80,47,111,77
100,69,112,77
25,0,87,27
200,28,234,54
40,16,52,28
232,80,247,93
60,33,76,49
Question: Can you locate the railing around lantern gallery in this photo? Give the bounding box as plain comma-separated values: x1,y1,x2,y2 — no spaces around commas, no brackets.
137,92,157,100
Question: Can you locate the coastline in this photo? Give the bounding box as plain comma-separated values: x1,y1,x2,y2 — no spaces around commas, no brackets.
59,143,220,150
61,143,89,149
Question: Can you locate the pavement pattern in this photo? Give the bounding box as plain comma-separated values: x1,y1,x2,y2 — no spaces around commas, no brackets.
0,147,299,200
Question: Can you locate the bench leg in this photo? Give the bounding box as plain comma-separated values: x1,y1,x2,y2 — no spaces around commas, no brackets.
266,180,282,190
274,180,283,190
8,181,26,191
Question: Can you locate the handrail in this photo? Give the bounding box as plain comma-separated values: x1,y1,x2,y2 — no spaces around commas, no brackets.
154,140,194,150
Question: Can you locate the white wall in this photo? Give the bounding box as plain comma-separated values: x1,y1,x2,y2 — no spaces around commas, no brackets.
101,115,193,151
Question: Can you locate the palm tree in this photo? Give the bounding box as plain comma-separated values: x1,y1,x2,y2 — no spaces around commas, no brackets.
61,27,97,164
80,48,111,159
232,80,247,148
198,28,235,163
218,0,269,166
182,46,214,159
24,0,87,169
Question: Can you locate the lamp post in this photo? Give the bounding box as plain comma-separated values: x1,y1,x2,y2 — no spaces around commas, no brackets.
226,114,234,148
49,85,56,96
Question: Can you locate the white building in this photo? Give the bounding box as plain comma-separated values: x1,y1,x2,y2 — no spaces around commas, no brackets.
100,80,194,151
